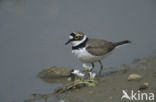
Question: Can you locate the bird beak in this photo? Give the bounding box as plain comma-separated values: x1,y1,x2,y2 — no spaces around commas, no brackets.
65,39,72,45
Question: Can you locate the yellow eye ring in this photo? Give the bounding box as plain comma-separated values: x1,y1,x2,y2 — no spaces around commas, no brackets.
74,36,79,40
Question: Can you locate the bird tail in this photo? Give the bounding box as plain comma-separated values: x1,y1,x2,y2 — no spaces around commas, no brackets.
114,40,131,47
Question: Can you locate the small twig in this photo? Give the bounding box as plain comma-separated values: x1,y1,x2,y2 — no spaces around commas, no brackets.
25,80,96,102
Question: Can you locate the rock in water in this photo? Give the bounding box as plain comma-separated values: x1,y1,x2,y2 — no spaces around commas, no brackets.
38,66,73,83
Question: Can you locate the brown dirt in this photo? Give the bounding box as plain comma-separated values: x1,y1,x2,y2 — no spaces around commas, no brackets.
58,56,156,102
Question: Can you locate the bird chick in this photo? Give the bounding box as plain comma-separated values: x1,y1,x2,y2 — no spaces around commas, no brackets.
89,72,96,80
82,64,93,72
71,69,85,80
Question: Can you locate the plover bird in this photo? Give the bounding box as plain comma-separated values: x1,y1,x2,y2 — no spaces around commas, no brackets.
71,69,85,79
65,32,131,76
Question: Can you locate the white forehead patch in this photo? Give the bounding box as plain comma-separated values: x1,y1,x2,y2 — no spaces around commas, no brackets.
69,35,73,39
73,32,83,36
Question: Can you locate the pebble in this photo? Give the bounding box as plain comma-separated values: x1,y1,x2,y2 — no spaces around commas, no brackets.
128,74,142,81
139,82,149,90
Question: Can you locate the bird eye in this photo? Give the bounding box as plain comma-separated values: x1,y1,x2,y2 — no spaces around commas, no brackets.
74,36,79,40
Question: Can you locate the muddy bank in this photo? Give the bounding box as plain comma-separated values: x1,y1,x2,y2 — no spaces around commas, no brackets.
26,55,156,102
58,56,156,102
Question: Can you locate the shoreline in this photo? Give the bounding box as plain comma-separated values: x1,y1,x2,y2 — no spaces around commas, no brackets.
58,55,156,102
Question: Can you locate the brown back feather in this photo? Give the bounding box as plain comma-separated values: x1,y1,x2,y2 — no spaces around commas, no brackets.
86,38,115,56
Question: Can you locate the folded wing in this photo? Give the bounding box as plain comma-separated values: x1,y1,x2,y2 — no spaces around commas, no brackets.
86,39,115,56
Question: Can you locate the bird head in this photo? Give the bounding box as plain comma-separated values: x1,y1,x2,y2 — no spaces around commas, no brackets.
65,32,87,46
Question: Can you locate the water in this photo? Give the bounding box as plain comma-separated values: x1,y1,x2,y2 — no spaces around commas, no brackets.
0,0,156,102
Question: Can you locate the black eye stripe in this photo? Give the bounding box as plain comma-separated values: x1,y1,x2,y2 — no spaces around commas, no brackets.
70,33,75,37
70,32,84,41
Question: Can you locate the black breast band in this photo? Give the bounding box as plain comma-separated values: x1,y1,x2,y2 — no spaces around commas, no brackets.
72,38,88,50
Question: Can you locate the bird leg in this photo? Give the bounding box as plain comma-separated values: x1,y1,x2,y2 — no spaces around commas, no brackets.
98,60,103,77
90,62,95,72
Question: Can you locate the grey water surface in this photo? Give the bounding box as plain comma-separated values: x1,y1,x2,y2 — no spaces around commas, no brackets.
0,0,156,102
